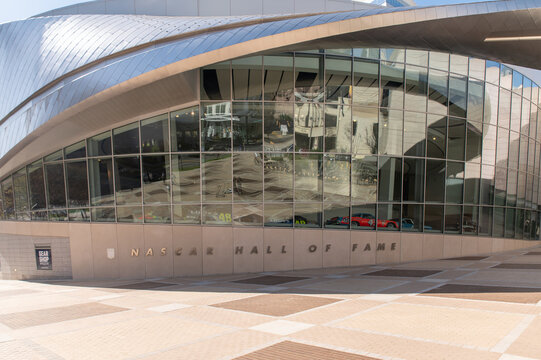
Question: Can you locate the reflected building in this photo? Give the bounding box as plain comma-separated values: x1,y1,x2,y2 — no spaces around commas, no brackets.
1,0,541,280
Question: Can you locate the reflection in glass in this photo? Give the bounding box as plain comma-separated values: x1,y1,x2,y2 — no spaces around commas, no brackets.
295,154,323,202
463,206,478,235
117,206,143,223
425,160,445,203
351,204,376,230
466,120,482,162
142,155,170,204
202,204,232,225
325,57,351,103
380,61,404,109
479,206,493,236
403,112,425,157
264,102,293,152
450,54,468,76
295,102,323,151
517,171,526,208
493,207,505,237
264,203,293,227
28,161,46,210
113,123,139,155
377,203,400,231
469,81,485,123
352,106,378,154
88,131,111,157
351,155,377,203
233,203,263,226
521,98,530,136
264,55,294,101
505,208,515,238
173,204,201,224
464,162,480,204
427,69,448,115
13,170,28,213
295,203,322,228
515,208,524,239
45,163,66,209
406,49,428,67
404,65,427,111
91,208,115,222
449,75,467,118
89,158,114,206
144,205,171,223
233,102,263,151
44,150,63,162
495,128,509,168
294,55,324,102
507,169,517,207
202,153,231,203
325,104,351,153
172,154,200,203
65,140,86,159
233,153,262,202
171,106,199,152
353,59,379,106
141,114,169,153
447,117,465,161
378,109,403,156
500,65,513,89
201,61,230,100
427,115,446,158
380,48,404,63
510,94,522,132
445,205,461,233
480,165,495,205
403,158,424,202
498,89,511,128
482,124,497,165
378,156,401,202
446,161,464,204
508,131,519,170
68,208,90,222
485,60,500,84
324,154,350,203
469,58,485,80
114,156,141,205
232,57,262,100
402,204,423,232
512,70,523,95
31,211,47,221
201,102,232,151
49,210,67,221
324,203,350,229
264,153,293,201
353,48,379,59
429,52,449,71
65,161,88,207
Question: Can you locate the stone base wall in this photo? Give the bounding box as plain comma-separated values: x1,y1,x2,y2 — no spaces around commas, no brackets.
0,221,538,280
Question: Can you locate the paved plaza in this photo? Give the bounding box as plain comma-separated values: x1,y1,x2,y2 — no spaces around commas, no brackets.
2,248,541,359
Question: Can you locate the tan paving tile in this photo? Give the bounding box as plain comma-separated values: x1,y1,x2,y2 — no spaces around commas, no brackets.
169,305,272,327
426,269,476,280
0,303,128,329
395,260,469,269
378,281,442,295
299,278,406,294
0,293,90,315
460,270,541,286
34,316,231,360
212,294,340,316
445,256,489,261
100,295,171,310
292,326,501,360
0,289,40,297
286,299,382,324
334,302,524,348
506,317,541,359
0,340,49,360
422,284,541,304
234,340,379,360
140,329,278,360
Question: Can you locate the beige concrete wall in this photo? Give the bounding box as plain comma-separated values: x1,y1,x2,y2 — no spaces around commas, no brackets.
1,221,540,280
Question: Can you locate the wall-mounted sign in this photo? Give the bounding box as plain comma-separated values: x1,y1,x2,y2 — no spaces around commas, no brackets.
35,248,52,270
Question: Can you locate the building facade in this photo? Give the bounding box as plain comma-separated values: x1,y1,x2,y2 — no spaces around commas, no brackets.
1,0,541,280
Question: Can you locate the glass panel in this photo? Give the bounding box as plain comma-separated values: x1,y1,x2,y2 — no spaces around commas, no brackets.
28,161,46,211
402,204,423,232
378,156,401,202
228,203,262,226
496,128,509,168
64,140,86,159
264,102,294,152
173,204,201,224
351,203,376,230
500,65,513,90
508,131,520,170
201,101,232,151
295,154,323,202
521,99,531,136
142,155,170,204
469,80,485,123
493,207,505,237
427,114,446,158
446,161,464,204
445,205,462,233
323,154,350,203
380,48,404,63
404,65,427,112
91,208,115,222
505,208,515,238
171,106,200,152
353,48,379,59
294,102,324,152
141,114,169,153
507,169,517,207
295,203,322,228
464,162,481,204
449,75,467,118
498,89,511,129
466,120,482,162
44,150,63,162
294,55,323,102
172,154,200,203
378,109,403,156
352,106,378,154
482,124,497,165
425,159,445,202
351,155,377,203
233,153,262,202
380,61,404,109
463,206,478,235
468,58,485,80
403,111,425,157
447,117,465,161
114,156,141,205
512,70,523,95
377,203,400,231
87,131,111,157
88,158,114,206
232,56,262,100
429,51,449,71
65,161,89,207
45,163,66,209
515,208,524,239
117,206,143,223
519,135,528,173
68,208,89,222
144,205,171,224
264,203,293,227
427,69,448,115
113,123,140,155
49,210,67,221
406,49,428,66
517,171,526,208
529,105,537,143
353,59,379,107
201,61,230,100
510,94,522,132
450,54,468,76
480,165,495,205
325,57,351,103
202,153,231,203
31,211,47,221
403,157,424,202
232,102,263,151
325,104,351,153
202,204,232,225
485,60,500,85
1,178,14,219
13,169,29,213
264,153,293,201
263,55,294,101
324,203,350,229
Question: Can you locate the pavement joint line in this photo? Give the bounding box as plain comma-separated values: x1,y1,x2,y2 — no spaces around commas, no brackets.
499,353,541,360
89,294,124,301
280,297,351,319
491,314,536,353
323,302,392,326
222,338,286,360
23,338,65,360
394,299,538,317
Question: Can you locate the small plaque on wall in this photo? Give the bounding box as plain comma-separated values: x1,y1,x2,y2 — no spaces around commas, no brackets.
35,247,52,270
